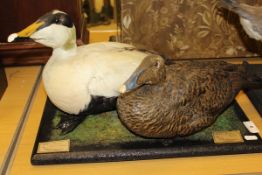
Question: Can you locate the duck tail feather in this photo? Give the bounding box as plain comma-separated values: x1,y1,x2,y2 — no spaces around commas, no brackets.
220,0,240,9
220,0,251,19
220,0,240,12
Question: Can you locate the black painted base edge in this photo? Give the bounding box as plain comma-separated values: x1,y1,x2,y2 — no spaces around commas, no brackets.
31,143,262,165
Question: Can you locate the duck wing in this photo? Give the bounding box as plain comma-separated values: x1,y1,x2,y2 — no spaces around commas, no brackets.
155,61,240,136
169,61,240,114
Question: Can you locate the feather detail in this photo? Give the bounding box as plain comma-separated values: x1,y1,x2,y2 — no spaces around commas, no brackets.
117,60,262,138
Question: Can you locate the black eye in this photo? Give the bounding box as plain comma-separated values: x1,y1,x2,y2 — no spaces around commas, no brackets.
52,13,73,27
55,18,60,24
154,61,161,68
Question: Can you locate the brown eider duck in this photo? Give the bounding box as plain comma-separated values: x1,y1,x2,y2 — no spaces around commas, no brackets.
117,55,262,138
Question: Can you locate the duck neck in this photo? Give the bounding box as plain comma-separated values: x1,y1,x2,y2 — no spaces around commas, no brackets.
52,43,77,59
52,27,77,59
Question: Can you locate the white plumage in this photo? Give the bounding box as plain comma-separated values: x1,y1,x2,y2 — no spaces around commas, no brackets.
42,42,147,114
8,10,152,133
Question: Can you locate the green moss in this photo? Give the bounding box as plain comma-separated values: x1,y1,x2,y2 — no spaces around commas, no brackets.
50,111,144,146
189,107,247,141
49,105,247,146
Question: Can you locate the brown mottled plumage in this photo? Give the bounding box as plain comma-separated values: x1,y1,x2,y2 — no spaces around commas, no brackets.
117,55,262,138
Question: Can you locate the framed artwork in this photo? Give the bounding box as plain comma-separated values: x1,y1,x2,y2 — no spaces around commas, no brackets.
117,0,262,60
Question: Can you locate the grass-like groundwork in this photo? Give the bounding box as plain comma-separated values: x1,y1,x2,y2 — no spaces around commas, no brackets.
48,104,248,147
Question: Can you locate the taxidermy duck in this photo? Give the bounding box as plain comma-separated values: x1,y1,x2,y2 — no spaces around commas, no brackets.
221,0,262,41
7,10,151,134
117,55,262,138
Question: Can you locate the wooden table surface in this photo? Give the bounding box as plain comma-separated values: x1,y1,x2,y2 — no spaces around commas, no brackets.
1,66,262,175
0,62,261,175
0,66,41,171
3,78,262,175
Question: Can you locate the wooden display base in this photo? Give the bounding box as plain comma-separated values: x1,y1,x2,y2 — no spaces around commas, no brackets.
28,64,262,165
31,97,262,165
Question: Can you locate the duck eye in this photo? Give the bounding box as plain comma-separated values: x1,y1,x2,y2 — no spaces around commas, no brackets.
55,18,60,24
155,61,161,68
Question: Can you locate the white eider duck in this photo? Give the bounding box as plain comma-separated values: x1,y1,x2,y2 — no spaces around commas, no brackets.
8,10,152,134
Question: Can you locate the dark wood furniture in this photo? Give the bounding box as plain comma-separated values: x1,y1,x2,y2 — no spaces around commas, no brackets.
0,67,7,99
0,0,88,66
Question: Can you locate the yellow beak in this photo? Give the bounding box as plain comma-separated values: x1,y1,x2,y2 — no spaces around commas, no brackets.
17,21,44,37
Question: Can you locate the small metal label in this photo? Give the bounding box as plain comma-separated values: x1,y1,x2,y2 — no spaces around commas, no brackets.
243,121,260,134
213,130,244,144
244,135,258,141
37,139,70,154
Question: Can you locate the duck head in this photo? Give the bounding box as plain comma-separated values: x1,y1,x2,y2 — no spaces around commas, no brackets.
8,10,76,50
119,55,166,93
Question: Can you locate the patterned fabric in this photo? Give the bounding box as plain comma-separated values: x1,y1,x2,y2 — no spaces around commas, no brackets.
118,0,262,59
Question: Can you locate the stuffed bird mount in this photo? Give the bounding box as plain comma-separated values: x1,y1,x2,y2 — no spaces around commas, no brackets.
7,9,262,164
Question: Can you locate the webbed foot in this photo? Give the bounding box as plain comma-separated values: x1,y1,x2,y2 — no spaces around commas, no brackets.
55,114,86,135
